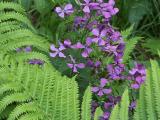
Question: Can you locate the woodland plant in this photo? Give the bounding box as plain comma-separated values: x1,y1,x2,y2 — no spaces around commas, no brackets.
3,0,160,120
50,0,146,119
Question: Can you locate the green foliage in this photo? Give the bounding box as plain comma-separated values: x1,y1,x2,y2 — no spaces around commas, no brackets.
81,86,92,120
127,0,149,24
0,2,93,120
110,89,129,120
0,1,50,64
0,61,93,120
33,0,52,14
121,27,140,63
134,60,160,120
0,82,45,120
144,38,160,55
94,107,103,120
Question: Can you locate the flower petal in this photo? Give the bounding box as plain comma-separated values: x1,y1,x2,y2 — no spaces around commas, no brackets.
92,28,100,36
55,7,62,13
102,11,111,19
100,78,108,87
103,89,112,94
76,63,85,69
73,66,78,72
67,63,73,68
92,87,99,92
50,44,58,51
83,6,90,13
98,90,104,96
50,52,58,58
58,52,66,58
131,83,140,89
71,42,85,49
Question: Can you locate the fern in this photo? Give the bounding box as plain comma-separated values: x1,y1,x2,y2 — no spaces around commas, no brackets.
0,63,83,120
121,26,140,63
134,60,160,120
81,86,92,120
0,82,45,120
0,2,25,14
0,2,95,120
94,107,103,120
109,104,119,120
110,89,129,120
0,2,50,65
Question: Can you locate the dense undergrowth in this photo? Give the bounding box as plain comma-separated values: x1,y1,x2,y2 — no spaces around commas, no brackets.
0,0,160,120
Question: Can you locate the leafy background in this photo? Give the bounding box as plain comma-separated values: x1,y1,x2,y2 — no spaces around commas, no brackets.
0,0,160,119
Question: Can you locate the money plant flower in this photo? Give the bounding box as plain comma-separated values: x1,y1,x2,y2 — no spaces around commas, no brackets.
55,4,74,18
129,62,146,89
67,56,85,73
50,44,66,58
92,78,112,96
91,28,107,46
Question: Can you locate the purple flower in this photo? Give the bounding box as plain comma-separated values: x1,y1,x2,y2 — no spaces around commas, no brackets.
71,42,85,49
55,4,74,18
82,0,91,13
92,28,106,46
50,44,66,58
24,46,32,52
92,78,112,96
71,40,92,58
29,59,44,65
81,38,93,57
67,56,85,73
103,112,110,119
129,101,136,110
16,48,22,52
63,39,72,48
129,63,146,89
101,43,117,55
107,63,125,80
110,31,121,41
74,16,87,28
87,60,101,68
95,0,119,19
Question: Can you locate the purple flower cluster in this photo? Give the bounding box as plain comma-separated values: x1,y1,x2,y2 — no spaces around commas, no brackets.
129,62,146,89
53,1,146,119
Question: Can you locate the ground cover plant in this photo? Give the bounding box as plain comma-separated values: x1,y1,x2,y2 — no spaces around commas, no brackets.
0,0,160,120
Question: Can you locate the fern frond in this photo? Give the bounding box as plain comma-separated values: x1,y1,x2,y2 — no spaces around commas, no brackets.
0,12,35,31
0,81,45,119
13,51,49,64
119,89,129,120
0,92,32,113
81,86,92,120
8,102,41,120
0,63,81,120
110,89,129,120
121,25,134,40
0,21,21,33
94,107,103,120
109,104,119,120
1,37,49,53
134,60,160,120
0,2,25,14
121,26,140,63
0,82,23,95
123,37,140,63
